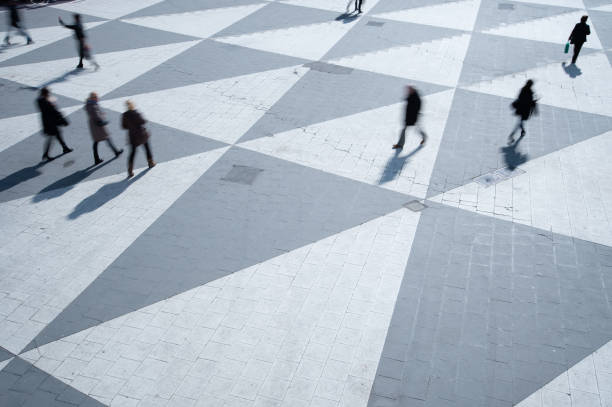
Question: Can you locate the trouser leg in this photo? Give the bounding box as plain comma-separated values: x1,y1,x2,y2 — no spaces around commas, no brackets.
396,126,407,147
143,142,153,161
56,131,69,151
106,139,120,154
572,42,584,64
78,41,84,67
43,136,53,157
128,144,137,168
93,141,100,162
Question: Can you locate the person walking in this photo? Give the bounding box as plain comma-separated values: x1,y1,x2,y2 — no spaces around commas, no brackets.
122,100,155,178
4,2,33,46
568,15,590,65
508,79,537,144
354,0,363,13
59,13,99,70
393,86,426,149
85,92,122,165
37,87,72,161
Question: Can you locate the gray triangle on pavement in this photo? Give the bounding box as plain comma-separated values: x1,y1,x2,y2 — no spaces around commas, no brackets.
589,10,612,50
369,0,459,15
121,0,265,19
474,0,579,32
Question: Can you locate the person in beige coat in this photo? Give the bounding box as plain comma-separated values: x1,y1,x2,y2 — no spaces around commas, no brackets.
85,92,122,165
122,100,155,178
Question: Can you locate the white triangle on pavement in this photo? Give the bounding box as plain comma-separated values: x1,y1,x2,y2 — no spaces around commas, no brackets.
20,206,421,407
593,4,612,11
429,130,612,248
279,0,382,14
0,105,81,154
214,20,357,61
0,40,201,101
239,89,456,199
51,0,165,20
101,65,310,145
483,10,604,50
0,22,107,65
121,4,267,39
373,0,482,32
511,0,585,9
462,52,612,118
329,33,472,87
0,147,229,355
0,357,13,372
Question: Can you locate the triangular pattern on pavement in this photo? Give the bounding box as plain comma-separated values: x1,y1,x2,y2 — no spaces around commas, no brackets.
279,0,382,13
426,88,612,197
0,19,198,67
589,10,612,50
373,0,482,32
0,40,201,101
237,65,447,144
51,0,165,20
102,65,309,145
585,0,612,8
105,40,309,98
20,205,420,407
323,18,466,61
0,22,107,66
329,33,472,87
463,52,612,117
474,0,580,32
0,346,13,362
483,10,604,49
121,0,267,19
459,32,598,85
213,1,341,37
0,105,81,154
239,89,455,199
25,146,416,351
370,0,458,14
121,4,267,39
0,357,107,406
511,0,586,8
430,130,612,247
593,3,612,10
215,19,358,61
0,148,229,355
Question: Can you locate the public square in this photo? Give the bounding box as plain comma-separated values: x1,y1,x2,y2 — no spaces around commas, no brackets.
1,0,612,406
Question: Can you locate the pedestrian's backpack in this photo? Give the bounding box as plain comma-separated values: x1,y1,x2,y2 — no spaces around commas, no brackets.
564,42,570,54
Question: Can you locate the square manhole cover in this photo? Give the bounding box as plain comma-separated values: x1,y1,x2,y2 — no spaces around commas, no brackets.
474,167,526,187
366,20,385,27
221,165,263,185
498,3,515,9
404,200,427,212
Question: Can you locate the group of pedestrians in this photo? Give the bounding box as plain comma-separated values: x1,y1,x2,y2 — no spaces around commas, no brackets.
37,87,155,178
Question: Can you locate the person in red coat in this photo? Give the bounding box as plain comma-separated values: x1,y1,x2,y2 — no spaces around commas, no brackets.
121,100,155,178
393,86,426,149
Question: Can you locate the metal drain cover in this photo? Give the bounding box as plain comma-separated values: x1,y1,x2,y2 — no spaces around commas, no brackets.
473,167,525,187
404,200,427,212
498,3,515,10
221,165,263,185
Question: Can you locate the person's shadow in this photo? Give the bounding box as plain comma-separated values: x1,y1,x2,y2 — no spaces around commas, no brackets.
335,0,360,23
378,144,424,185
32,158,116,203
21,68,87,92
68,169,148,220
500,137,528,170
0,161,46,193
562,62,582,78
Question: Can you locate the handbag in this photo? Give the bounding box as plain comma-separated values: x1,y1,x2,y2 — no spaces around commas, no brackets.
564,42,570,54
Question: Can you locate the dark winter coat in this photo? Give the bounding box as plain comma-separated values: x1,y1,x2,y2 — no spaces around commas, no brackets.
512,87,536,121
122,109,149,146
85,99,110,142
37,97,68,136
404,91,422,126
569,22,590,44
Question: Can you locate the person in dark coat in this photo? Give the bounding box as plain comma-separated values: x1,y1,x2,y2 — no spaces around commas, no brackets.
85,92,122,165
508,79,537,144
393,86,426,149
122,100,155,178
37,87,72,161
4,2,33,45
568,15,590,65
59,13,99,70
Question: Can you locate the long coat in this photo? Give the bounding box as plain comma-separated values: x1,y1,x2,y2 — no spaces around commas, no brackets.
121,109,149,146
569,22,590,44
404,91,422,126
85,100,110,142
512,87,536,121
37,97,68,136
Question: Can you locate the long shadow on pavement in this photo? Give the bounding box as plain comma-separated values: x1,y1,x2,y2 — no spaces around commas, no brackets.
379,144,424,185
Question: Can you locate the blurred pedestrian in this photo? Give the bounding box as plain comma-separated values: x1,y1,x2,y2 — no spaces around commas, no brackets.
121,100,155,178
37,87,72,161
59,13,99,70
4,2,33,45
568,15,590,65
85,92,122,165
354,0,363,13
508,79,537,144
393,86,426,149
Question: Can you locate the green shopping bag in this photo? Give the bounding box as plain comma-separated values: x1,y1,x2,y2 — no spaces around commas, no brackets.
564,42,570,53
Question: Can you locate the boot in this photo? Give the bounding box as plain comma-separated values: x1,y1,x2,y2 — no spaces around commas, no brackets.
127,164,134,179
115,149,123,158
147,158,156,169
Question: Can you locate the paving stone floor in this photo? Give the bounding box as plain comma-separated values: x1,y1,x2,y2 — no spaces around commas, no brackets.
1,0,612,406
